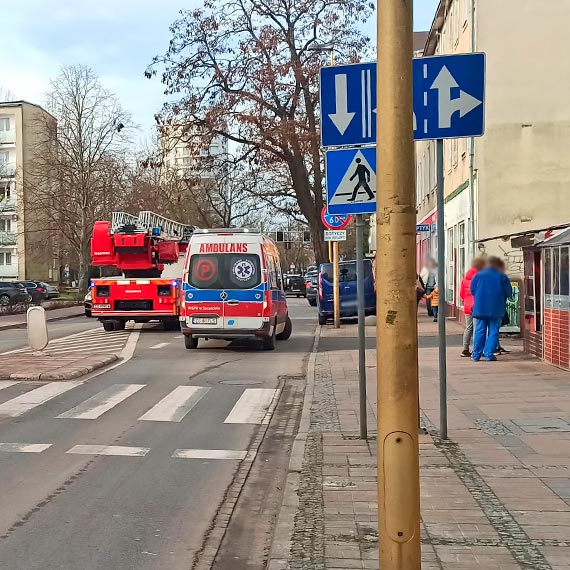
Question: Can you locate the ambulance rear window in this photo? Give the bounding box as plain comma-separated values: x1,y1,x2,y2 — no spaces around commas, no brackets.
188,254,261,290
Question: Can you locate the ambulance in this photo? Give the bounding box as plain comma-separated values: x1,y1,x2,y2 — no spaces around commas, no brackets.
179,229,292,350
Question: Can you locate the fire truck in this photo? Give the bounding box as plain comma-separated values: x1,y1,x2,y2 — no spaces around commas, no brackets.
89,211,195,331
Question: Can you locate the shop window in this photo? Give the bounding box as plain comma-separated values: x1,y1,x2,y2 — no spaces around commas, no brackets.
561,246,569,296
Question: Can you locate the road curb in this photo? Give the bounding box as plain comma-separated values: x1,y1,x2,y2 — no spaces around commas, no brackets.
0,310,85,332
267,325,320,569
0,354,119,381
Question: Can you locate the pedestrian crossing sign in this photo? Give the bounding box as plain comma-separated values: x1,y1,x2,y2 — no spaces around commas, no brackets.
325,147,377,215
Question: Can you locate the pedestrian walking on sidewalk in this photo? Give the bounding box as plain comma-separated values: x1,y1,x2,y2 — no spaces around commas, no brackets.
470,257,513,362
420,258,437,317
416,273,426,308
425,286,439,322
459,257,486,357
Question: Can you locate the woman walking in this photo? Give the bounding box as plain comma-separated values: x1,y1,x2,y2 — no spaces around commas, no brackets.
459,257,486,357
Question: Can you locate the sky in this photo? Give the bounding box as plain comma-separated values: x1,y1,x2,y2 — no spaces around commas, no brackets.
0,0,439,142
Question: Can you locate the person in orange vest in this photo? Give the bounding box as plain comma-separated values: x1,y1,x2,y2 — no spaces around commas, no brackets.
425,287,439,322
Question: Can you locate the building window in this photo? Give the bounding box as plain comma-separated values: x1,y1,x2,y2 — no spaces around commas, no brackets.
0,117,10,131
0,150,9,164
0,251,12,265
0,218,11,232
452,139,458,167
0,183,10,201
457,222,466,305
446,227,455,303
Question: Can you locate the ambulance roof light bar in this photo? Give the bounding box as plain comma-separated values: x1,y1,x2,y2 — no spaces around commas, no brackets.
194,228,261,234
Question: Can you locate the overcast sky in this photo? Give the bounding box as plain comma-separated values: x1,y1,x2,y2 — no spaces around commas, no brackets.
1,0,439,141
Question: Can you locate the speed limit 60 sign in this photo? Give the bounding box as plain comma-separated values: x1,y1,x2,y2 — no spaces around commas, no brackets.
321,207,351,230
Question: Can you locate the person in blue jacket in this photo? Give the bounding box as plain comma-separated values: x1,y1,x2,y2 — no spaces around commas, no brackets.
470,257,513,362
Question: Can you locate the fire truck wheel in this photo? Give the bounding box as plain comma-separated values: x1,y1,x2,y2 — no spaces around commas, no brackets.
276,316,292,341
262,326,276,350
184,335,198,349
102,321,115,332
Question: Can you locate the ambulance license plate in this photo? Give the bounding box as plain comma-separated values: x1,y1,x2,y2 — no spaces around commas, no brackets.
192,317,217,325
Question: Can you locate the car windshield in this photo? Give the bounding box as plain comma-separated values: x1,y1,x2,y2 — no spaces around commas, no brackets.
188,253,262,290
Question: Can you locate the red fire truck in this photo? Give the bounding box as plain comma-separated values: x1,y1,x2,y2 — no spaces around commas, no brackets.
89,211,195,331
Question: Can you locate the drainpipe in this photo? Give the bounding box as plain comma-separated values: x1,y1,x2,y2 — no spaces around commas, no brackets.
468,0,477,260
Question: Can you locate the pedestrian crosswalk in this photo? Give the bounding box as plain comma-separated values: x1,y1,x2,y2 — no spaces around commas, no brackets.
6,326,133,357
0,382,281,426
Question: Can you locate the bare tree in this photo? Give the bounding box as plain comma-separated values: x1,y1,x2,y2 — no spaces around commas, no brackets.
26,65,132,292
0,85,16,102
147,0,372,264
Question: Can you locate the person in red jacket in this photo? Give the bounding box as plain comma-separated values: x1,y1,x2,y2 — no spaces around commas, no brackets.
459,257,486,357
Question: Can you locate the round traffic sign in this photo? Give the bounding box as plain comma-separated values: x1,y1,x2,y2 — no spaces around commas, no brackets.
321,207,351,230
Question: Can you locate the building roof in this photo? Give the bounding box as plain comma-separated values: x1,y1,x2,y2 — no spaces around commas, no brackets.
0,100,55,120
425,0,450,56
538,227,570,248
413,32,429,55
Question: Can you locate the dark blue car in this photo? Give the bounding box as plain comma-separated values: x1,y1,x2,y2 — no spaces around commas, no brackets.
317,260,376,325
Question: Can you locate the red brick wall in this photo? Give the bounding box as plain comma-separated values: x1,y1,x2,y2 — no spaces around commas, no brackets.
544,308,570,370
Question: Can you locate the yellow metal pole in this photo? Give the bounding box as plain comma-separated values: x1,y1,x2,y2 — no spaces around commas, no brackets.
376,1,421,569
333,241,340,328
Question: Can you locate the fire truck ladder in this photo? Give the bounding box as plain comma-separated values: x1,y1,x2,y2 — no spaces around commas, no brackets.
111,211,195,241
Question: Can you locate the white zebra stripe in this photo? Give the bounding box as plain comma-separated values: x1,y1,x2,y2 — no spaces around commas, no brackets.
139,386,209,422
0,382,83,417
0,443,52,453
67,445,149,457
224,389,280,424
57,384,145,420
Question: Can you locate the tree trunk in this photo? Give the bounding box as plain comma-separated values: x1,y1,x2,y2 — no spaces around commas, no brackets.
308,217,327,265
78,243,91,294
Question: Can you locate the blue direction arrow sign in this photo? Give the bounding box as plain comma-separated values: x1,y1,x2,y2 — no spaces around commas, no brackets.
320,53,485,146
326,147,377,215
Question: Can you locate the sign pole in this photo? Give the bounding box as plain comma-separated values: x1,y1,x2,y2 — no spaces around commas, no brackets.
436,138,448,440
355,214,367,440
333,241,340,328
376,1,421,568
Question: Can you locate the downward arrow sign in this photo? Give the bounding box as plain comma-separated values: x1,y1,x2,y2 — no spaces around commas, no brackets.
328,74,355,135
430,65,482,129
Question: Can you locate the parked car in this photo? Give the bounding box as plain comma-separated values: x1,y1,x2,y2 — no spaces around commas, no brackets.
287,274,306,297
84,290,92,318
317,260,376,325
40,282,60,299
18,281,49,303
305,274,318,306
0,281,31,306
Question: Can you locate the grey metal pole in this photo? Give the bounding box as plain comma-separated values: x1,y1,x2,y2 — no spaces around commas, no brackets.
436,139,448,440
355,214,368,440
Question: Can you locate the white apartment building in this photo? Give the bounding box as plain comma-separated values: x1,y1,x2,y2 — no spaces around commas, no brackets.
0,101,58,280
415,0,570,319
160,123,229,183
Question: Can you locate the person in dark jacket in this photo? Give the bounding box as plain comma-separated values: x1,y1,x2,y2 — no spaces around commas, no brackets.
470,257,513,362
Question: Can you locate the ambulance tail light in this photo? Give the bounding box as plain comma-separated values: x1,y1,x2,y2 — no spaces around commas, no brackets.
262,290,271,317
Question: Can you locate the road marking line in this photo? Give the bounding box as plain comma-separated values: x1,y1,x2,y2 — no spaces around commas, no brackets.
0,381,17,391
57,384,145,420
224,388,280,424
172,449,248,460
139,386,209,422
67,445,150,457
0,382,83,417
0,443,53,453
149,342,170,350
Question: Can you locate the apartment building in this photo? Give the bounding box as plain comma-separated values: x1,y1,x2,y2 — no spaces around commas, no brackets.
0,101,58,281
160,123,229,183
415,0,570,319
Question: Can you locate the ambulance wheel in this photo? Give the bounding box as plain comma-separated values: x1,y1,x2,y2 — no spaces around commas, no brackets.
318,314,327,326
184,335,198,349
114,321,126,331
276,316,292,341
263,327,276,351
102,321,115,332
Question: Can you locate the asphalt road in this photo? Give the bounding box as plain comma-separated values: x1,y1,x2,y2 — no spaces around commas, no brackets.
0,315,100,353
0,298,317,570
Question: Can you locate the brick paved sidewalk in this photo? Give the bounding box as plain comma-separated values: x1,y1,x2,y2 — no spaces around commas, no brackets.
277,315,570,569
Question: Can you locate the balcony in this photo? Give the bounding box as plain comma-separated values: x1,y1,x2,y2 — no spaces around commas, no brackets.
0,198,15,213
0,162,16,178
0,130,15,145
0,230,16,246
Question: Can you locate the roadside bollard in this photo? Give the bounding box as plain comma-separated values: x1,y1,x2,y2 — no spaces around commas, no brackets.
27,306,49,354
